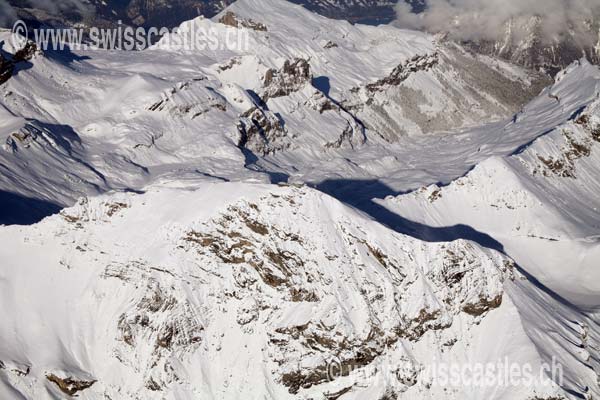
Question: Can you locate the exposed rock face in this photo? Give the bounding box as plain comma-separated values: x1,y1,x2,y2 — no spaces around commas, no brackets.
341,44,549,141
261,58,312,100
533,120,598,179
109,268,205,391
237,107,290,155
5,0,598,75
219,10,268,31
174,188,512,395
46,374,96,396
364,53,439,92
147,78,228,119
1,2,598,399
12,42,38,62
0,42,38,86
233,56,367,154
0,0,556,215
378,91,600,399
462,18,600,76
0,54,12,85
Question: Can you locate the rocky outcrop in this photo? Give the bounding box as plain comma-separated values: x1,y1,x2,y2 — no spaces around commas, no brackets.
147,78,228,119
323,120,365,149
12,42,38,63
261,58,312,101
237,107,291,155
0,54,13,85
46,373,96,396
232,58,314,154
534,126,596,178
174,187,513,394
219,10,268,31
364,53,439,93
0,42,38,86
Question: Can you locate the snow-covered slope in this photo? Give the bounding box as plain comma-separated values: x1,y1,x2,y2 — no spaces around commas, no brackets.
382,63,600,308
0,182,570,400
377,63,600,399
460,15,600,75
1,0,600,399
0,0,547,211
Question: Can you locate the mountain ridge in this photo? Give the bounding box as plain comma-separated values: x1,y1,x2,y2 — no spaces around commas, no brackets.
0,0,599,398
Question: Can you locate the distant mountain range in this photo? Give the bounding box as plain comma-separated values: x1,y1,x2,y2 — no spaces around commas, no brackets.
461,16,600,75
4,0,600,74
3,0,419,28
7,0,234,29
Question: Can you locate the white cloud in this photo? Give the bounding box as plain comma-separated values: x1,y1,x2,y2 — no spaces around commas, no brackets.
394,0,600,45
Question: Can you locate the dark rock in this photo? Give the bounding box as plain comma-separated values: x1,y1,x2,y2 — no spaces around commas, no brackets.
0,42,38,86
462,294,503,316
219,11,267,31
0,54,14,85
46,373,96,396
365,53,438,92
237,107,289,155
262,58,312,100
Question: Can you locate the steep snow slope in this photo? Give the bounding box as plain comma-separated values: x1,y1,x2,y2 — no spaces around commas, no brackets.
208,0,548,138
0,182,568,399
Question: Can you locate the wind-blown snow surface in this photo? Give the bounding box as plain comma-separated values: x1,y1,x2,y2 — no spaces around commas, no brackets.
1,0,600,399
0,0,548,209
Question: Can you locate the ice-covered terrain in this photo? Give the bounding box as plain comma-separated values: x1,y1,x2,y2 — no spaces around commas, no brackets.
0,0,549,211
1,0,599,399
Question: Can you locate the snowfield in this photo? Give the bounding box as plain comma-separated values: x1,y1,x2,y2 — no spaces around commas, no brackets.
0,183,569,399
0,0,599,399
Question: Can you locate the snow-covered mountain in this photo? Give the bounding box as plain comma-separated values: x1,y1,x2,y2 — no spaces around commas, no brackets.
2,0,405,28
284,0,401,24
1,0,600,399
0,0,549,210
459,16,600,76
0,180,566,400
6,0,598,75
89,0,234,28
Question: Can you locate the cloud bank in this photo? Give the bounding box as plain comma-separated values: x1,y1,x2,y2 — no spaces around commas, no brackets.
395,0,600,45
